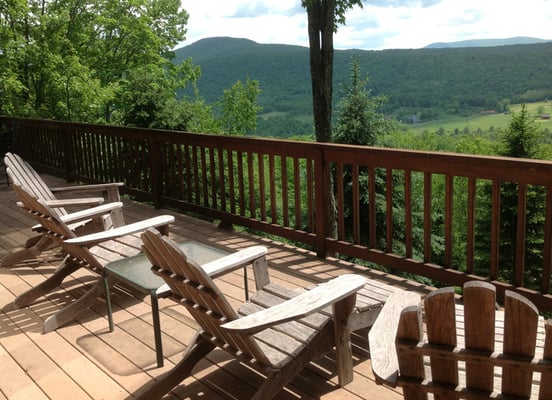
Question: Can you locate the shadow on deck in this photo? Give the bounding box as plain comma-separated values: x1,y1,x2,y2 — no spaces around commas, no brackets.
0,175,432,400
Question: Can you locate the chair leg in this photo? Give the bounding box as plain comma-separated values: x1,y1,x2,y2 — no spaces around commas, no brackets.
131,333,215,400
13,257,81,308
43,277,106,333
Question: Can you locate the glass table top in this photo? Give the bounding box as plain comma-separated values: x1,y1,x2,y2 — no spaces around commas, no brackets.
104,240,230,291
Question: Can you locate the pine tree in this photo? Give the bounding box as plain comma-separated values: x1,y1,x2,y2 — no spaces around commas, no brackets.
475,104,545,288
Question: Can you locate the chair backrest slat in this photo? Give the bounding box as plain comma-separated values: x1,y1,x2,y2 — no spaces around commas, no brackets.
424,287,458,398
5,153,65,215
396,305,425,400
12,183,103,271
394,281,551,399
540,322,552,398
502,290,538,397
463,281,496,392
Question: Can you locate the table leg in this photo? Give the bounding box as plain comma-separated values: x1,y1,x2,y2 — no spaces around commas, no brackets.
103,275,114,332
150,290,164,368
243,266,249,300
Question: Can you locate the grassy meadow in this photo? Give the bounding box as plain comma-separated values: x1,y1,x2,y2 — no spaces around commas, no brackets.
410,101,552,135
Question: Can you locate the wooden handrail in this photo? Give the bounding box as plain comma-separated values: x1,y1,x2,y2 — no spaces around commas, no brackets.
4,116,552,311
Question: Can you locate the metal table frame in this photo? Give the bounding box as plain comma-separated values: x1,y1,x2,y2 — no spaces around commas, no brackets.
103,240,231,368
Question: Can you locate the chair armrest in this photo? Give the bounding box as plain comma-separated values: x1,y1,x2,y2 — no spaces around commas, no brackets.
58,202,123,224
51,182,123,202
43,197,105,208
221,274,366,334
64,215,175,246
368,290,421,387
203,246,267,278
19,201,123,231
156,245,268,298
50,182,124,193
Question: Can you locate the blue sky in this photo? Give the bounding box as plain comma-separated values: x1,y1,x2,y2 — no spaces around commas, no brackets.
179,0,552,50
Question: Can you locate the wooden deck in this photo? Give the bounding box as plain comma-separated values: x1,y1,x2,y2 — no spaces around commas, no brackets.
0,175,433,400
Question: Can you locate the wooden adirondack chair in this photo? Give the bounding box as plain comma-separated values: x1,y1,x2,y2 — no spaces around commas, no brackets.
369,281,552,399
2,152,125,267
131,228,367,400
9,183,175,333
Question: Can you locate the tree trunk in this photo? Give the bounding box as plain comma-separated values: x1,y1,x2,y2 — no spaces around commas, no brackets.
306,0,335,143
305,0,337,243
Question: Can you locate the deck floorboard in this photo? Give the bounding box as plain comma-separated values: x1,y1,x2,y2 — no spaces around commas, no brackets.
0,175,424,400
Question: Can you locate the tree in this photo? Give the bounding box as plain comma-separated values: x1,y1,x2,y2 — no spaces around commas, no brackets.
301,0,363,245
301,0,363,143
112,60,202,130
334,58,392,145
334,58,407,254
475,104,546,288
0,0,189,122
217,77,261,135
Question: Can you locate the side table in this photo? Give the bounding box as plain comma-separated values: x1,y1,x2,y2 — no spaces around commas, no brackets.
103,240,230,367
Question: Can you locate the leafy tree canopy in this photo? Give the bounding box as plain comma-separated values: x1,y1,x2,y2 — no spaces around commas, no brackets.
0,0,189,122
334,57,393,145
1,1,261,134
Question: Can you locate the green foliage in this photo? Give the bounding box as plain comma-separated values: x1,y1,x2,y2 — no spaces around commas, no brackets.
301,0,363,30
217,78,261,135
175,38,552,135
111,61,202,130
0,0,189,122
474,105,546,288
497,104,543,158
1,2,264,132
334,58,393,145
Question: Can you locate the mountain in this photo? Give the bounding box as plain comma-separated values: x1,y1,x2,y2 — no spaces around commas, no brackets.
426,36,550,49
174,37,552,136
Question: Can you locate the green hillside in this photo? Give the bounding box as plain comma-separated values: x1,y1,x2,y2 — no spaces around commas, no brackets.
174,37,552,136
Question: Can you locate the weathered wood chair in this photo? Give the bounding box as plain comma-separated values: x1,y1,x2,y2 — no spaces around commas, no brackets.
8,183,175,332
131,228,367,400
369,281,552,399
2,152,125,267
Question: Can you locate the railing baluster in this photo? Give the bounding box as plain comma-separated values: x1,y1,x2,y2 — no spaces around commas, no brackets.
404,170,412,259
237,151,245,216
293,158,301,230
369,166,376,249
445,174,453,268
386,169,393,253
258,153,266,222
247,152,255,219
336,163,345,241
208,147,216,208
424,172,432,264
515,183,527,287
490,180,501,280
269,154,277,223
307,158,314,233
10,116,552,312
352,164,360,244
466,177,476,274
227,150,235,215
281,156,289,227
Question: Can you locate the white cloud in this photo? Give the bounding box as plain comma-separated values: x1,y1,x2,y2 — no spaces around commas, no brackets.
179,1,552,50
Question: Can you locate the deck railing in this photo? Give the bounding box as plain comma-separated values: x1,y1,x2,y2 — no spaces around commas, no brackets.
3,116,552,311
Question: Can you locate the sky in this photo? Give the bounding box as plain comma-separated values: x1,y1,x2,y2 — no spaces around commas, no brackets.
179,0,552,50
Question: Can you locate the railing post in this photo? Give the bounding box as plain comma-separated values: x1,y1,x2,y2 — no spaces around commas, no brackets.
62,124,75,182
149,133,162,209
314,147,329,258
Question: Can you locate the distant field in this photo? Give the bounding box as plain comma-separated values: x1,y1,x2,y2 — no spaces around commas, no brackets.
410,101,552,134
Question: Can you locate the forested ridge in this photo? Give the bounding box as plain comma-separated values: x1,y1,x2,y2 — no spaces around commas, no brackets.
175,37,552,134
